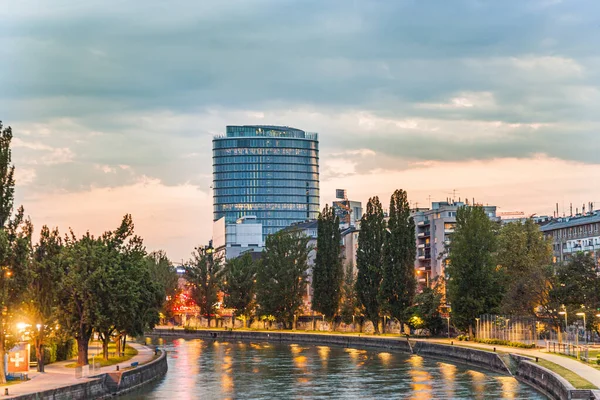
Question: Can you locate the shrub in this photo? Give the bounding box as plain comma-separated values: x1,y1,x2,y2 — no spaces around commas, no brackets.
474,338,535,349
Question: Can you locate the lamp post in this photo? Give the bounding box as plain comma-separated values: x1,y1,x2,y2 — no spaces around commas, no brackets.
446,316,450,338
559,310,568,342
576,312,586,344
475,318,480,341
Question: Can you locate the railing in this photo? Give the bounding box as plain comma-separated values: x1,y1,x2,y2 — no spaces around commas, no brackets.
546,341,590,361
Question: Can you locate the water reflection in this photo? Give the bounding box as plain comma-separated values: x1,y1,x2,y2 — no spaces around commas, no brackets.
125,338,547,400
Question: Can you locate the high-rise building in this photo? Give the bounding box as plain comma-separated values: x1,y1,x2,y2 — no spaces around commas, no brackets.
411,200,499,287
540,210,600,265
212,125,320,245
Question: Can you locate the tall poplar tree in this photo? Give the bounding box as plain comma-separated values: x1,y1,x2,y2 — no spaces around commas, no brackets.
312,205,343,323
446,206,502,333
380,189,416,330
355,197,386,334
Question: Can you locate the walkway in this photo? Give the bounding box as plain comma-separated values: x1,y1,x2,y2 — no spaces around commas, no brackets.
2,342,155,399
429,338,600,387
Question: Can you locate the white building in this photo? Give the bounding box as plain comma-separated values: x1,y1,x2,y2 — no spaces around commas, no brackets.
213,216,264,260
540,211,600,265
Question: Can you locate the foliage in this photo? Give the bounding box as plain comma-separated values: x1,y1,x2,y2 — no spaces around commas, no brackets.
549,252,600,332
446,206,502,332
222,253,257,325
497,219,553,315
339,263,359,325
411,287,444,335
256,229,310,329
146,250,179,318
0,121,32,382
26,225,64,371
356,197,386,334
473,338,536,349
312,205,343,321
185,247,223,321
380,189,416,327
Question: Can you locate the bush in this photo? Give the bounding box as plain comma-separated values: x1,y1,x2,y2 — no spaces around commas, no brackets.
457,335,470,341
474,338,535,349
183,326,198,333
596,359,600,365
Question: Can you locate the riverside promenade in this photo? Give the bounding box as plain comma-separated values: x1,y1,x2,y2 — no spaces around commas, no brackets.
1,342,155,399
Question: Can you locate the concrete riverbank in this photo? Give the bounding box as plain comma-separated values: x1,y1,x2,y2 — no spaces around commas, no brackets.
151,328,600,400
3,343,167,400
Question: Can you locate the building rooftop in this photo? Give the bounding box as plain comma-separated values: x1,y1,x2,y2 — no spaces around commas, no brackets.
216,125,318,140
540,212,600,231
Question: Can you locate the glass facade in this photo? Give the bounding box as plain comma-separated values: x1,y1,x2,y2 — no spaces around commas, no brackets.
213,125,320,238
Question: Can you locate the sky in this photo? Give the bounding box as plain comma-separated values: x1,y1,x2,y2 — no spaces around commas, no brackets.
2,0,600,262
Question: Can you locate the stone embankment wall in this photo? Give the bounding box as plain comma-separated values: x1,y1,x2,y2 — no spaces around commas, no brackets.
10,349,167,400
511,354,600,400
411,341,511,375
152,329,412,353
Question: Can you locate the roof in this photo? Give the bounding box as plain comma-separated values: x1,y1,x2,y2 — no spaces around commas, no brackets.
540,212,600,232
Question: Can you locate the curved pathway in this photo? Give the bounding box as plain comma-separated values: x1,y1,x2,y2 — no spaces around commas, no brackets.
2,342,155,399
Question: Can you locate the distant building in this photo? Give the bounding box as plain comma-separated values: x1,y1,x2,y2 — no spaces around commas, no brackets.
540,211,600,265
285,220,318,312
411,200,499,287
332,189,363,230
213,216,264,260
212,125,320,244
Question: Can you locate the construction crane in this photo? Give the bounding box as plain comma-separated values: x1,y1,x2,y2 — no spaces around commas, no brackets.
497,211,525,218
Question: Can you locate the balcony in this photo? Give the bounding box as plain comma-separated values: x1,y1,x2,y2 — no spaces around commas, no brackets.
418,231,431,238
418,243,425,249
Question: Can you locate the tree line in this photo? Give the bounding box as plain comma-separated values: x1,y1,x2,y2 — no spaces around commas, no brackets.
0,122,178,381
185,190,423,334
447,205,600,337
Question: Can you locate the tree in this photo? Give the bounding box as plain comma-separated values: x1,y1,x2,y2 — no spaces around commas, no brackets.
146,250,179,321
185,247,223,326
59,231,106,366
497,219,553,315
27,226,63,372
256,230,310,329
312,205,343,324
356,196,386,334
380,189,416,331
550,252,599,333
446,206,502,333
411,286,444,336
222,253,257,328
339,263,359,325
0,122,32,382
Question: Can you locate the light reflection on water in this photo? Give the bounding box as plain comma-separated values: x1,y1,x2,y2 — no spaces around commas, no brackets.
121,339,547,400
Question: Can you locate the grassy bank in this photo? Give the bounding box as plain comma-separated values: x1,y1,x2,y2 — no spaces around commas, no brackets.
65,343,138,368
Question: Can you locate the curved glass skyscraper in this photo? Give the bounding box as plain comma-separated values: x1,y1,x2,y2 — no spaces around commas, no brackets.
213,125,320,239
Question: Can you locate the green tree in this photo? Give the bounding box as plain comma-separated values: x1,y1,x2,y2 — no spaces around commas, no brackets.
26,226,63,372
356,196,386,334
411,286,444,335
550,252,599,333
339,263,359,325
59,231,106,366
0,122,33,382
312,205,343,324
380,189,416,331
446,206,502,333
222,253,257,328
497,219,553,316
146,250,179,320
256,230,310,329
185,247,223,326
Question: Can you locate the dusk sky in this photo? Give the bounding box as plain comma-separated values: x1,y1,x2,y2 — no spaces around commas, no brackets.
2,0,600,262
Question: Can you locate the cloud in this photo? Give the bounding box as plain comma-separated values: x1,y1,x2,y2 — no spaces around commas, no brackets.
2,0,600,259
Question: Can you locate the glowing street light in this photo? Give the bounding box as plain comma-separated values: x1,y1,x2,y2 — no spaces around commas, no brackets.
576,313,586,343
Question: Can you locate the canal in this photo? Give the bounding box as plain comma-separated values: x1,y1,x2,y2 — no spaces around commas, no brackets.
122,338,547,399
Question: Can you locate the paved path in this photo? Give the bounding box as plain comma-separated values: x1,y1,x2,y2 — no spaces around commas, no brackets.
2,342,155,399
429,338,600,387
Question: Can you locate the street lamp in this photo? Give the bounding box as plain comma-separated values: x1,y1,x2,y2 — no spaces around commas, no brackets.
446,317,450,338
559,310,568,342
576,313,586,344
475,318,480,340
